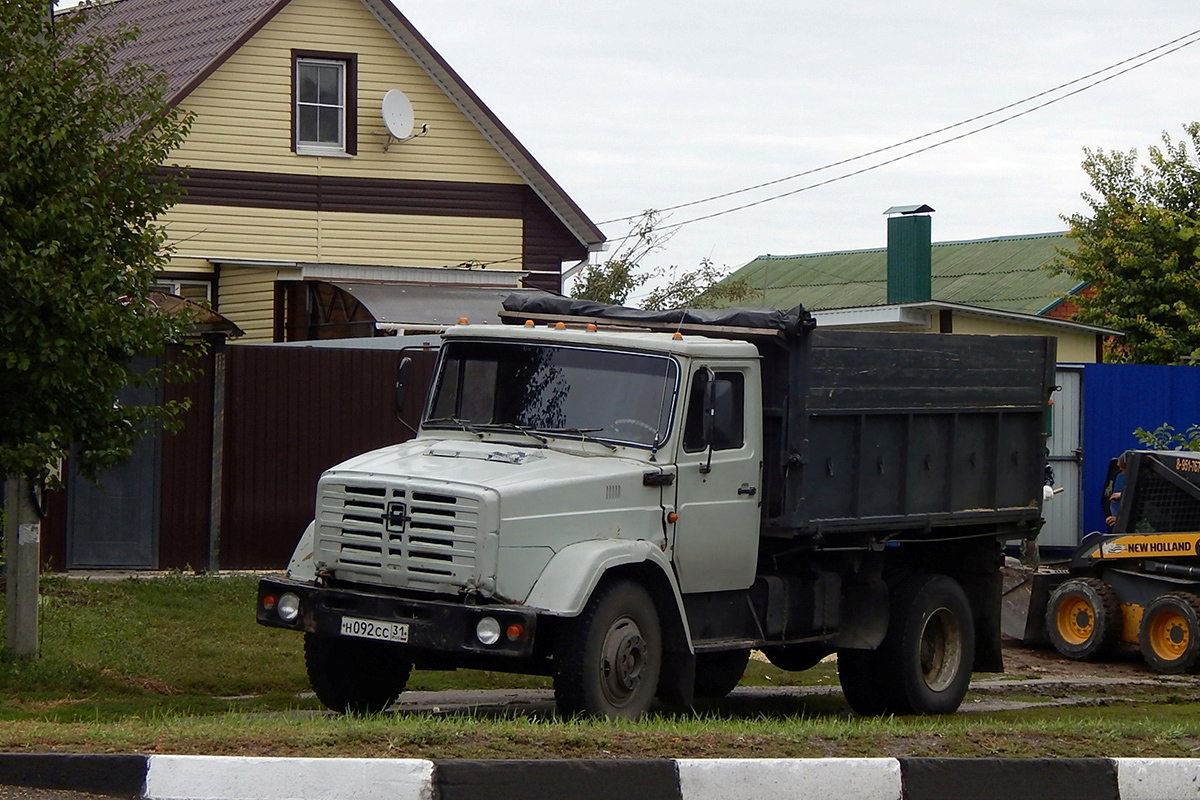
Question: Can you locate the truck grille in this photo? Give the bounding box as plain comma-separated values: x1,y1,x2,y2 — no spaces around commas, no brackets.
315,480,483,592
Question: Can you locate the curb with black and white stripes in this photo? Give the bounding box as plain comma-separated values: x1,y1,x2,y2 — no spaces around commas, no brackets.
1,754,1198,799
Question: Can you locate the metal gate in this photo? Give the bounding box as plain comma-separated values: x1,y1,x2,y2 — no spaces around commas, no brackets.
1039,367,1084,552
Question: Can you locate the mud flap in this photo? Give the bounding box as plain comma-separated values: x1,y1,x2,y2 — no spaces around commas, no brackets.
833,578,889,649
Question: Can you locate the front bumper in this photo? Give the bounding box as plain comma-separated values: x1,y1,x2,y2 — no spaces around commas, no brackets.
257,577,538,658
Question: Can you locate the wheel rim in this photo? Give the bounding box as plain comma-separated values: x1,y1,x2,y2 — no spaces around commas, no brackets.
918,606,964,692
1149,607,1190,662
1055,595,1096,645
598,615,649,708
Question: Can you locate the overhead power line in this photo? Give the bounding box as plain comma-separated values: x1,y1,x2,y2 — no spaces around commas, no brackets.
599,27,1200,233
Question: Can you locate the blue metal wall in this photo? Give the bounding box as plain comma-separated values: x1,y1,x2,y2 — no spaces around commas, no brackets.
1081,364,1200,535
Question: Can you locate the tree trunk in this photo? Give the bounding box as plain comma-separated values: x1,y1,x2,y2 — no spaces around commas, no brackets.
4,477,40,655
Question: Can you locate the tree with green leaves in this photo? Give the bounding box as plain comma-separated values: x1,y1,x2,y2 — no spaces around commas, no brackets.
1,1,194,488
2,2,193,654
1050,122,1200,364
571,211,754,310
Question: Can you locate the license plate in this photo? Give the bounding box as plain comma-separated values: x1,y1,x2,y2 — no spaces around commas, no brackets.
340,616,409,643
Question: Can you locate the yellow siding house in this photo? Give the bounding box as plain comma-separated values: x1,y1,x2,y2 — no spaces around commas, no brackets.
76,0,604,341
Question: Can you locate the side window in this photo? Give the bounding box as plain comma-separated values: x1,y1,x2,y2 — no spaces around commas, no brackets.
682,369,745,453
292,51,357,156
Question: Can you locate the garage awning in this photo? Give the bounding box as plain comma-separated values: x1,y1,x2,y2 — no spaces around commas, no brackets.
330,283,544,329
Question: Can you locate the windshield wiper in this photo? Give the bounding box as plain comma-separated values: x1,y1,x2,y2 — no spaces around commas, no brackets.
422,416,484,438
533,427,618,451
474,423,550,446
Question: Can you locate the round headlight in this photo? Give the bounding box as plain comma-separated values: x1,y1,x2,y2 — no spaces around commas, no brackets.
277,592,301,623
475,616,501,646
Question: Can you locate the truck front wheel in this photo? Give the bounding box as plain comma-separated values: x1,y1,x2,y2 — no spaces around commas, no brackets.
304,633,412,714
553,580,663,719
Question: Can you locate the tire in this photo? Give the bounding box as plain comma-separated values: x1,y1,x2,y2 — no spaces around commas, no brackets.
553,580,663,719
693,649,750,699
837,648,890,716
1045,577,1121,661
304,633,412,714
1139,591,1200,674
875,573,976,715
763,644,832,672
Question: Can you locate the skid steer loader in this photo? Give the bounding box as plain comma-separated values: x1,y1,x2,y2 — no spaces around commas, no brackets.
1003,450,1200,673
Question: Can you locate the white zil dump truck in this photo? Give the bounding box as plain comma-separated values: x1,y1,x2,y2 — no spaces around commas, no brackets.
257,294,1056,718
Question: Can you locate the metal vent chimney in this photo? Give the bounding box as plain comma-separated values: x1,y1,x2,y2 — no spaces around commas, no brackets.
885,204,934,304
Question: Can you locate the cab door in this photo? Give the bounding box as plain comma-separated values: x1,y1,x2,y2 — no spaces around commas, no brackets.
669,364,761,593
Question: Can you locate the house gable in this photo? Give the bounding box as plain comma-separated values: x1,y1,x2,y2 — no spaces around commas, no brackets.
73,0,604,341
171,0,524,184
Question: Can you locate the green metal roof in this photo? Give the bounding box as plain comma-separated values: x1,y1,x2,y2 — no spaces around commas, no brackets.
726,231,1082,315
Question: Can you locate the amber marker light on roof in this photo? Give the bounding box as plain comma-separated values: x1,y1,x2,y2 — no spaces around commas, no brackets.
586,324,597,332
524,319,534,327
672,332,683,339
458,317,469,324
555,322,566,329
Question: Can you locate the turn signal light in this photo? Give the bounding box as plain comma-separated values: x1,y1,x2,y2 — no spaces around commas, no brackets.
506,623,525,641
262,594,277,611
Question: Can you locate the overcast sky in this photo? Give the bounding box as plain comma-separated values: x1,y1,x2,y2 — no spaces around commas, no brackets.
397,1,1200,297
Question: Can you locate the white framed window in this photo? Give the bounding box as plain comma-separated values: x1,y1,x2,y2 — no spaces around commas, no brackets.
152,279,213,304
292,51,357,156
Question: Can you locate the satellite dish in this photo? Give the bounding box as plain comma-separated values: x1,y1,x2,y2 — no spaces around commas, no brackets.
381,89,415,140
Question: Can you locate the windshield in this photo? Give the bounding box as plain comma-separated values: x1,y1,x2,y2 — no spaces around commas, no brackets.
426,340,678,447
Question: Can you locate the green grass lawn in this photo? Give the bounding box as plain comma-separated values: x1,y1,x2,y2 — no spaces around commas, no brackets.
2,573,1200,758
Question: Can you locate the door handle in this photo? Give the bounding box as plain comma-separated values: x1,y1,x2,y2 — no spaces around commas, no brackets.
738,484,757,497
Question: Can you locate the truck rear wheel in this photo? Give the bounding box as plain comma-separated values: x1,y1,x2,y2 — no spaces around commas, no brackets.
839,574,975,716
1045,577,1120,661
693,649,750,699
304,633,412,714
882,573,976,715
553,580,663,719
1139,592,1200,674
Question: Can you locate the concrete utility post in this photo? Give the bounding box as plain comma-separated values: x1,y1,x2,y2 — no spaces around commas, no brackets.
4,478,40,655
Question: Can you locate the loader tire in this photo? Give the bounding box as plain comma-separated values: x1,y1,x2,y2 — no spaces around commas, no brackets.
1140,591,1200,674
1045,577,1120,661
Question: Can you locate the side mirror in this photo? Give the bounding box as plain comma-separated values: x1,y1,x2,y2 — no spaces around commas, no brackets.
702,378,736,450
395,356,413,415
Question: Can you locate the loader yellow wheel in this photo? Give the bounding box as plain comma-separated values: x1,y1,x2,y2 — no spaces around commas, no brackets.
1055,595,1098,646
1139,592,1200,674
1045,577,1120,661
